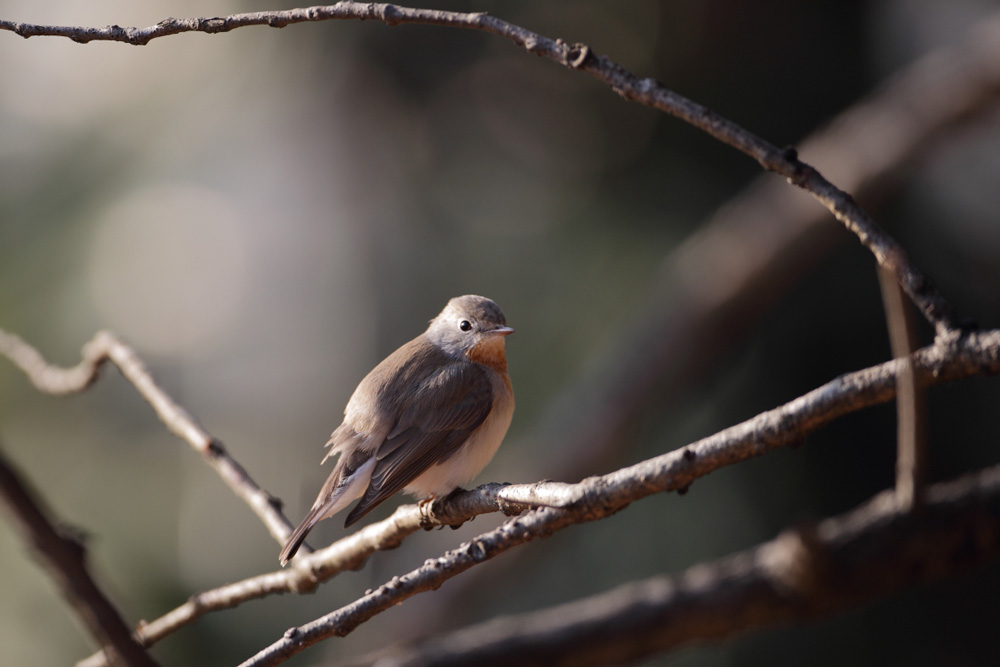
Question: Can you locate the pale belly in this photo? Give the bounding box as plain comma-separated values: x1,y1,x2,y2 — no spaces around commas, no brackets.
403,376,514,497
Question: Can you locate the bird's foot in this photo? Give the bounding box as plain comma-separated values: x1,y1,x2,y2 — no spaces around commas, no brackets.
418,497,438,530
418,488,470,530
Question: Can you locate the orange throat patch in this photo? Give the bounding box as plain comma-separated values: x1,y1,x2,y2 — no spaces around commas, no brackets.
466,335,508,373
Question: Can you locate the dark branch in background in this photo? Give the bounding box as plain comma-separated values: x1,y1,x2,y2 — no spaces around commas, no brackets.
236,329,1000,666
0,2,959,335
358,463,1000,667
879,260,927,510
0,329,307,553
0,444,160,667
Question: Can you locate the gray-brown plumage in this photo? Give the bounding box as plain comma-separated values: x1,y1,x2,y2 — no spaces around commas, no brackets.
280,295,514,565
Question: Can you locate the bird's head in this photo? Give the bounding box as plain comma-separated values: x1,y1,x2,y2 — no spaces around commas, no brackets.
426,295,514,365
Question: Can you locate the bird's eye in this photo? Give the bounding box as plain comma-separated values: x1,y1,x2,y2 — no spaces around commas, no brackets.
459,320,472,332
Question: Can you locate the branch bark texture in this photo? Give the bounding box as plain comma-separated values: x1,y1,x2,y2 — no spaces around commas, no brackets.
366,463,1000,667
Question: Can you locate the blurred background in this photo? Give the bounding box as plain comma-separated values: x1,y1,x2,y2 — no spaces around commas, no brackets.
2,0,1000,665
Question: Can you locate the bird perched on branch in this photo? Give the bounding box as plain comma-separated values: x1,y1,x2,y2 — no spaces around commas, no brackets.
280,295,515,565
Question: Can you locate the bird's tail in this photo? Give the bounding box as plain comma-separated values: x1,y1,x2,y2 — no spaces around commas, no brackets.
279,505,324,565
279,453,377,565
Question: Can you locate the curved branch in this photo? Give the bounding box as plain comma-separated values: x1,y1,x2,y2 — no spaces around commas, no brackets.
364,463,1000,667
0,328,304,551
531,6,1000,482
0,2,958,333
238,329,1000,666
0,445,160,667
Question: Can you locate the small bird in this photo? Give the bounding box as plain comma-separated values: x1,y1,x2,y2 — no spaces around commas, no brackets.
279,295,515,565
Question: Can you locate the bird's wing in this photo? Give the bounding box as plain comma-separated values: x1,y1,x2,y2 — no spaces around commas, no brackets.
343,361,494,526
279,442,374,564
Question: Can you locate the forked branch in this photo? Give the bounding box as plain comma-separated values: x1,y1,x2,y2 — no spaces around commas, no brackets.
0,329,305,552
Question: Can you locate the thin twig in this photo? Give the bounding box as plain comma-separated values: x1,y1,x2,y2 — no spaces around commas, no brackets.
0,2,959,334
879,259,927,510
0,328,306,551
362,463,1000,667
0,444,160,667
237,329,1000,666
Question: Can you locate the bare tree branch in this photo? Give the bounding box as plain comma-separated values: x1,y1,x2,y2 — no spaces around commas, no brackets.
0,328,306,552
236,329,1000,666
879,258,927,510
0,444,160,667
532,8,1000,484
75,484,538,667
0,2,958,334
359,462,1000,667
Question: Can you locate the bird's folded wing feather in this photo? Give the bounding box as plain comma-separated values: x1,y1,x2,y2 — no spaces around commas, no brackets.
344,362,494,525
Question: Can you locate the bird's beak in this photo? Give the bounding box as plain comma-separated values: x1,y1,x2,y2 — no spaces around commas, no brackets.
489,326,515,336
